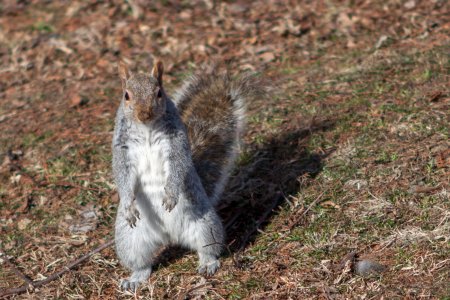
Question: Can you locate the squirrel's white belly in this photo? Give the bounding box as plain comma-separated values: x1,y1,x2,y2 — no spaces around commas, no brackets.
129,138,170,201
135,141,169,198
116,138,173,247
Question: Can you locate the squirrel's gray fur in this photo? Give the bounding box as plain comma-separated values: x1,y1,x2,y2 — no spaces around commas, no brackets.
113,61,260,291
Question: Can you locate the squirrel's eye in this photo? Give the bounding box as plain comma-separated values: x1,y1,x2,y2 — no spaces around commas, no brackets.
157,89,162,98
124,91,130,101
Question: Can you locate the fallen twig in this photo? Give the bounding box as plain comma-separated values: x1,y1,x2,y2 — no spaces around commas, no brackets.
0,239,115,298
1,254,34,288
410,184,444,194
203,229,241,269
288,191,324,230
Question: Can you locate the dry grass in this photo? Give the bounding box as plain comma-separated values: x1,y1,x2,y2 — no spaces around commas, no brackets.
0,0,449,299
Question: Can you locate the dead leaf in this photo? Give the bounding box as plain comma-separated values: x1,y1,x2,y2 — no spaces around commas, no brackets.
111,192,119,203
179,10,192,20
428,91,443,102
18,218,32,230
96,58,109,68
12,99,27,108
70,94,82,107
320,200,340,209
335,251,357,272
436,149,450,168
49,38,73,54
70,94,88,107
259,52,275,63
409,185,442,194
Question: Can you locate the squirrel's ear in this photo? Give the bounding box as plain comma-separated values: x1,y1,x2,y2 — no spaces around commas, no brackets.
151,60,164,86
118,61,130,86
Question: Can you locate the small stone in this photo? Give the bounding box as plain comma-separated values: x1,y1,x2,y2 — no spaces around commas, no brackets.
404,0,416,9
354,259,387,276
39,196,48,206
375,35,390,49
69,223,95,234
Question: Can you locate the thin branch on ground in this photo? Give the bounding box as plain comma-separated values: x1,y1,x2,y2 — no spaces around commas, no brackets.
0,239,115,298
0,252,34,287
288,191,325,230
203,229,241,269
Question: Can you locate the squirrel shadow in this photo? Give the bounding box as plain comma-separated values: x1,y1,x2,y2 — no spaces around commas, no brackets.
154,117,335,270
220,117,335,252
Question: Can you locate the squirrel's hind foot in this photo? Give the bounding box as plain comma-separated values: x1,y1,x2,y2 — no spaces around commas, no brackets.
125,198,140,228
198,259,220,276
120,268,152,292
120,279,139,292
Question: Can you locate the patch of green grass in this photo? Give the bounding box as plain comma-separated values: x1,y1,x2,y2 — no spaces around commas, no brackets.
29,207,50,222
248,114,261,124
345,95,372,110
3,231,25,252
74,190,99,206
249,242,270,255
374,150,398,164
307,133,327,150
264,114,284,128
47,156,79,177
321,161,358,182
421,69,432,82
31,21,54,33
252,133,266,145
380,102,413,114
286,232,303,242
244,276,265,290
373,82,392,95
386,189,408,204
22,130,53,147
394,246,416,268
226,283,247,299
236,150,253,166
365,215,397,229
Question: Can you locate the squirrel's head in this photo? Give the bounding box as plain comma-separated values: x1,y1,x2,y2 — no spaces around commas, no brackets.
118,61,167,123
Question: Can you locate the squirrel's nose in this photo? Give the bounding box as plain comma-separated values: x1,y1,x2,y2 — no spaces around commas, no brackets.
135,106,153,123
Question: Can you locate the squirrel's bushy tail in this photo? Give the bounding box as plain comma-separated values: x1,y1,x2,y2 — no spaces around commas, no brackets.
173,66,264,205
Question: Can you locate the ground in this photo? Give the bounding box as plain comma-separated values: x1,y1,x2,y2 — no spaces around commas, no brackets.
0,0,449,299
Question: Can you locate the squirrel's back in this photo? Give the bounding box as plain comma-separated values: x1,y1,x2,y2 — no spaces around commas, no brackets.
173,66,263,204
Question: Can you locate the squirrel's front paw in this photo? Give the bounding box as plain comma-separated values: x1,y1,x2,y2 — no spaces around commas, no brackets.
162,195,177,212
125,198,140,228
162,188,177,212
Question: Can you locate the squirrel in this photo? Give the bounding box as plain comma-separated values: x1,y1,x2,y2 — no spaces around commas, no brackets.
112,60,263,291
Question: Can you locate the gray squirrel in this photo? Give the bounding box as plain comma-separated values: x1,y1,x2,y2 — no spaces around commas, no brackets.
112,60,262,291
